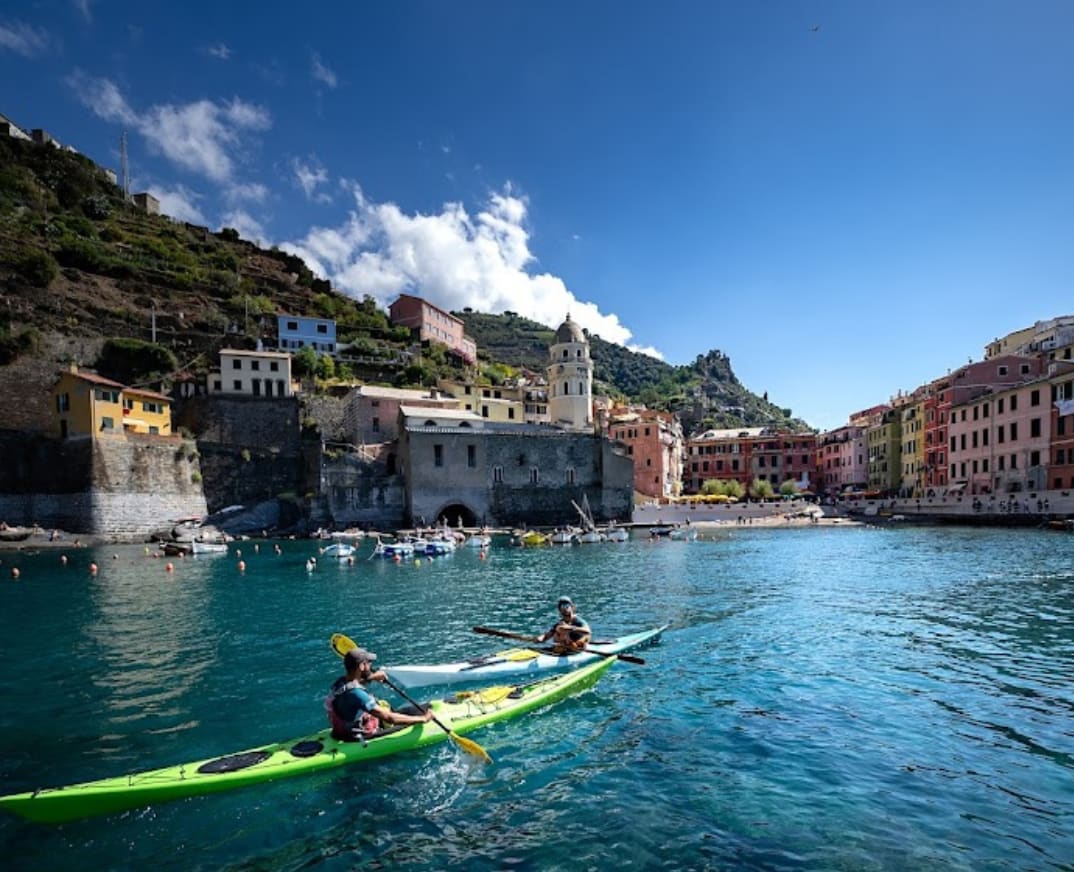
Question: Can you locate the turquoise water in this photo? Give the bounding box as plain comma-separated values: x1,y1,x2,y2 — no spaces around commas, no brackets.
1,527,1072,870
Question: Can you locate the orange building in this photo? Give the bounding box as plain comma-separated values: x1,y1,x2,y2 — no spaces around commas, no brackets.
606,406,684,500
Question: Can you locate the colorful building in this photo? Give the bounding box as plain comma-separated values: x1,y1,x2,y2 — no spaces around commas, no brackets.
388,294,477,363
1048,361,1074,490
50,366,173,439
818,424,868,494
866,409,902,494
343,385,460,445
276,314,337,354
606,406,685,500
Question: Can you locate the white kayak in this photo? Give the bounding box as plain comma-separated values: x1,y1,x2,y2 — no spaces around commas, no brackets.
388,625,666,690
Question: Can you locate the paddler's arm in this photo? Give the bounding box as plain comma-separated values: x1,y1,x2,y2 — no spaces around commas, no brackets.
373,703,434,725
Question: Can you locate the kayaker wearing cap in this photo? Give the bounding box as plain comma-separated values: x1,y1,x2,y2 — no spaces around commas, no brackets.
535,596,591,653
326,647,433,741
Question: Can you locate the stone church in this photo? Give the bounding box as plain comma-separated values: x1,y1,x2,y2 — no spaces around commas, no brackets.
398,315,633,527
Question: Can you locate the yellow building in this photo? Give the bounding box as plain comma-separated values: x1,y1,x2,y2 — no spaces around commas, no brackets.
436,378,525,423
50,366,173,439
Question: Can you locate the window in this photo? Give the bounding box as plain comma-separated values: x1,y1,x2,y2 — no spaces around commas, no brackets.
1030,450,1040,466
1059,417,1067,436
123,398,134,410
287,321,298,331
95,388,119,402
1030,389,1040,406
508,408,515,420
1030,418,1041,438
1010,422,1018,440
1010,454,1017,469
149,426,159,435
982,459,989,472
372,417,380,433
101,416,114,431
998,425,1005,443
434,445,443,467
566,468,575,484
1021,364,1030,375
467,445,476,468
481,405,489,418
232,359,242,369
982,429,988,446
270,361,279,372
972,432,978,449
213,380,221,391
251,360,260,371
233,380,242,391
56,393,70,412
1010,395,1018,411
493,465,503,483
317,324,327,334
998,398,1004,414
530,467,539,484
998,455,1005,470
998,365,1008,376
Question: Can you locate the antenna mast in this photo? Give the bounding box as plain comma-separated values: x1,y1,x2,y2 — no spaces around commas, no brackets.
120,131,131,201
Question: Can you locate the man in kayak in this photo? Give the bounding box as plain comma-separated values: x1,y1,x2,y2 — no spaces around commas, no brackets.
536,596,591,653
326,647,433,740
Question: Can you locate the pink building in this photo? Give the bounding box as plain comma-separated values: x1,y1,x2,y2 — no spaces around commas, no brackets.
947,359,1050,495
388,294,477,363
817,424,868,494
606,406,684,500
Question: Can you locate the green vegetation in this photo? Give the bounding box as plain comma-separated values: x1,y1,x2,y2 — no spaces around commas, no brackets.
700,478,745,500
749,478,776,499
96,338,178,385
779,479,800,496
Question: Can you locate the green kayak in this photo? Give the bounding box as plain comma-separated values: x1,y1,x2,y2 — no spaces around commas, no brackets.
0,656,614,824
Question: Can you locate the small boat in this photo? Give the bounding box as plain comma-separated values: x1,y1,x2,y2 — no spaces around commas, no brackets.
668,527,698,541
602,525,629,542
648,526,674,538
516,530,548,547
321,542,356,560
190,540,229,555
371,538,415,559
549,527,579,545
0,658,615,824
423,536,457,556
0,527,31,542
465,529,492,548
389,625,666,690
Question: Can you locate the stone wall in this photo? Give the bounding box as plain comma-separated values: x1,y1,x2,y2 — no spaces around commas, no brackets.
403,427,633,527
0,430,206,536
322,451,406,528
175,395,310,513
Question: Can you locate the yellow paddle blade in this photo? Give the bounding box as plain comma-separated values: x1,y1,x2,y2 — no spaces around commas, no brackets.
450,732,493,764
498,648,542,662
455,685,516,704
331,633,358,658
477,686,515,704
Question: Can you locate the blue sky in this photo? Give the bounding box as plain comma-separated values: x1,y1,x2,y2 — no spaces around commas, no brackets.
2,1,1073,431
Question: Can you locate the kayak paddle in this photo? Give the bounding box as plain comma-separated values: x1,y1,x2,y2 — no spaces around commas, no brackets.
330,633,493,764
471,626,646,664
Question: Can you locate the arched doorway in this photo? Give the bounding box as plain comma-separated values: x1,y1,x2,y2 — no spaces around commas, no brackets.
436,502,479,528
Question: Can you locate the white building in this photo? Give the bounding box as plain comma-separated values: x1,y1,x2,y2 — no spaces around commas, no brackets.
547,314,593,432
209,349,294,397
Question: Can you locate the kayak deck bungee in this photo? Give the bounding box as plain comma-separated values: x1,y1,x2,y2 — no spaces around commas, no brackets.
389,625,666,690
0,657,614,824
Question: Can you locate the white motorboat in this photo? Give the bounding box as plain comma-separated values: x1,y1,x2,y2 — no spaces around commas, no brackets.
321,542,356,559
549,527,579,545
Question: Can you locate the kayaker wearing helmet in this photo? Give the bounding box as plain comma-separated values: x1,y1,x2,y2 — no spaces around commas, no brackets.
535,596,591,653
326,647,433,741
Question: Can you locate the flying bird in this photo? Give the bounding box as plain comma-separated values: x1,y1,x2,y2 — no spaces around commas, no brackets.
810,24,820,32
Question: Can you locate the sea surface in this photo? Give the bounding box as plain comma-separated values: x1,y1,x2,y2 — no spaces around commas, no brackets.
0,526,1072,871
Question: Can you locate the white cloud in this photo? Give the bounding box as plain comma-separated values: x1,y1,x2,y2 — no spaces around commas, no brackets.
207,43,231,60
225,181,269,204
68,73,271,184
220,209,267,247
281,183,662,356
311,53,337,88
292,156,331,202
72,0,92,22
150,184,207,225
0,20,51,56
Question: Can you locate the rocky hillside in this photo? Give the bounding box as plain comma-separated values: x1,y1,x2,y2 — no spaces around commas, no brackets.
0,135,811,436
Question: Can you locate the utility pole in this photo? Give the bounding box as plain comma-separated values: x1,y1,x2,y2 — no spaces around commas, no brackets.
120,131,131,201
